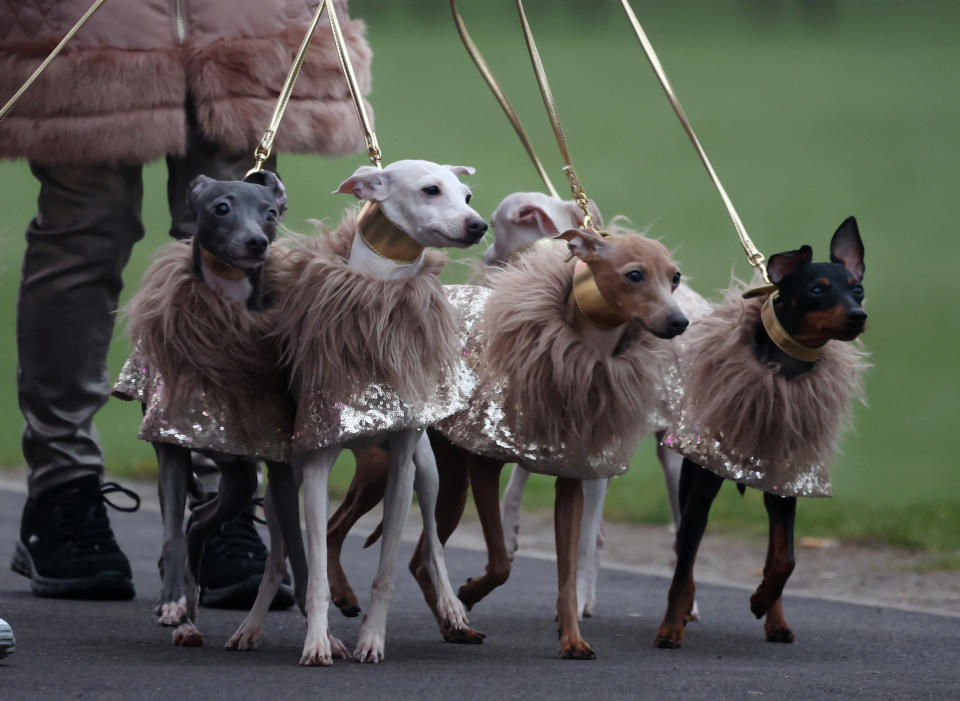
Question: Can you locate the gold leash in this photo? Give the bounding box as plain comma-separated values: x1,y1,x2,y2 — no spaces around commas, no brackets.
247,0,328,176
450,0,558,198
0,0,110,122
513,0,600,234
619,0,775,296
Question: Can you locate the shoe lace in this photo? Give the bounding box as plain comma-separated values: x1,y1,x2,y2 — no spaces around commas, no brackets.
51,482,141,550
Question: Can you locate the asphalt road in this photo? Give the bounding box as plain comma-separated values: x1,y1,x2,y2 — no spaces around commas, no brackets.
1,485,957,700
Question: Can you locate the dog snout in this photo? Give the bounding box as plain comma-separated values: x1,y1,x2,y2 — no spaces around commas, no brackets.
660,311,690,339
246,234,269,257
466,217,488,243
848,308,867,326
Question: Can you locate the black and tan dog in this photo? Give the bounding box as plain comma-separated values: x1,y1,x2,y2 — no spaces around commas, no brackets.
655,216,869,648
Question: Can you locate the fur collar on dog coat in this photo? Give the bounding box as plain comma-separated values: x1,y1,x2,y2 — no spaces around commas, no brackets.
662,281,869,497
436,244,676,479
113,240,293,461
273,210,473,453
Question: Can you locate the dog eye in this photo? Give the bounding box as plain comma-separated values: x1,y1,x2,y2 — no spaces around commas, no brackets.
422,185,441,196
265,209,278,223
214,202,230,216
672,271,682,286
465,193,472,204
851,284,864,299
625,269,644,283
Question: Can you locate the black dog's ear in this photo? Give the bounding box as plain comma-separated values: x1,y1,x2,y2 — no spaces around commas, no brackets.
187,175,216,217
767,245,813,284
245,170,288,219
830,216,865,280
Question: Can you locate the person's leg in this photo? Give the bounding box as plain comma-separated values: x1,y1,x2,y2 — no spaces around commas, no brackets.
14,161,144,599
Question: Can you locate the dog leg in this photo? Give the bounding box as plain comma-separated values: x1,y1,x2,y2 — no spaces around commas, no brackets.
501,465,530,560
175,458,259,647
225,484,287,650
555,477,594,659
655,460,722,649
409,432,482,644
656,435,700,621
299,447,350,666
155,443,191,627
328,447,390,618
353,431,419,663
577,477,608,619
458,456,511,611
751,492,797,643
266,461,307,614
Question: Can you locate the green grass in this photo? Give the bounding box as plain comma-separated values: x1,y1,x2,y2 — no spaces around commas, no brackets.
1,1,957,555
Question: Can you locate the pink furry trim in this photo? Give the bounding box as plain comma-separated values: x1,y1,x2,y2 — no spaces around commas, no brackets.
482,243,674,458
124,241,286,403
274,210,459,406
0,46,186,164
677,282,870,472
186,22,372,156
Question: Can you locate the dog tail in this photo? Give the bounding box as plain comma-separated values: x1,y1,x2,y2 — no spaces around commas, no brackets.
737,483,746,496
363,523,383,548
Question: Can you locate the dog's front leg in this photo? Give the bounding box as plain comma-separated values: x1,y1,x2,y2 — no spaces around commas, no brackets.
577,477,608,619
354,430,419,663
155,443,191,626
555,477,594,659
225,480,287,651
751,492,797,643
501,465,530,560
299,448,350,666
656,435,700,621
410,432,483,644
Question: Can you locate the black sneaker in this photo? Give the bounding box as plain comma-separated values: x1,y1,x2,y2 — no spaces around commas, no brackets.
11,475,139,600
197,501,294,610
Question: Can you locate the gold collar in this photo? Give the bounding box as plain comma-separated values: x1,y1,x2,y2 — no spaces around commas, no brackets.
200,246,248,281
571,260,629,330
760,292,825,363
357,200,425,264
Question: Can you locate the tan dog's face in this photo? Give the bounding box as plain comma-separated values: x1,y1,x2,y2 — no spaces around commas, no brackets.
559,229,689,339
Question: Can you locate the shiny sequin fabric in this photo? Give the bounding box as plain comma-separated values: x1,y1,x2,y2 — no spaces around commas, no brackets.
114,345,294,461
662,281,869,497
291,285,486,452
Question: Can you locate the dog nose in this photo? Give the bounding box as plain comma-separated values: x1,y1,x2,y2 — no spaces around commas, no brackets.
848,309,867,325
665,312,689,337
466,217,488,241
246,234,269,256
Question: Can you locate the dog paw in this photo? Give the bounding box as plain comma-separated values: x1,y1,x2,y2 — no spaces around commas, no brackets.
765,626,796,644
353,630,385,664
437,593,470,631
654,623,683,649
156,597,188,626
687,599,701,622
225,624,263,651
333,597,361,618
172,622,203,647
329,635,351,660
299,635,334,667
560,637,596,660
441,619,485,645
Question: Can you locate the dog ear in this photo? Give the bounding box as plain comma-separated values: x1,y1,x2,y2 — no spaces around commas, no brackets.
565,200,604,230
512,204,563,235
767,245,814,284
830,216,865,280
334,166,393,201
246,170,288,218
554,227,608,261
442,165,476,177
187,175,216,216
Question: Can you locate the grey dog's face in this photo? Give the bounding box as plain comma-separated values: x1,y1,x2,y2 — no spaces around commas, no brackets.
189,174,288,268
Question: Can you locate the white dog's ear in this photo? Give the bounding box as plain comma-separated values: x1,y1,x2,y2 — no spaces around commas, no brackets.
512,204,564,236
554,227,608,261
335,166,394,201
442,164,476,177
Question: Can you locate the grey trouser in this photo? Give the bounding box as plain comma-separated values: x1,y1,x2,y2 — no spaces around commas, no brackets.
19,116,275,497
